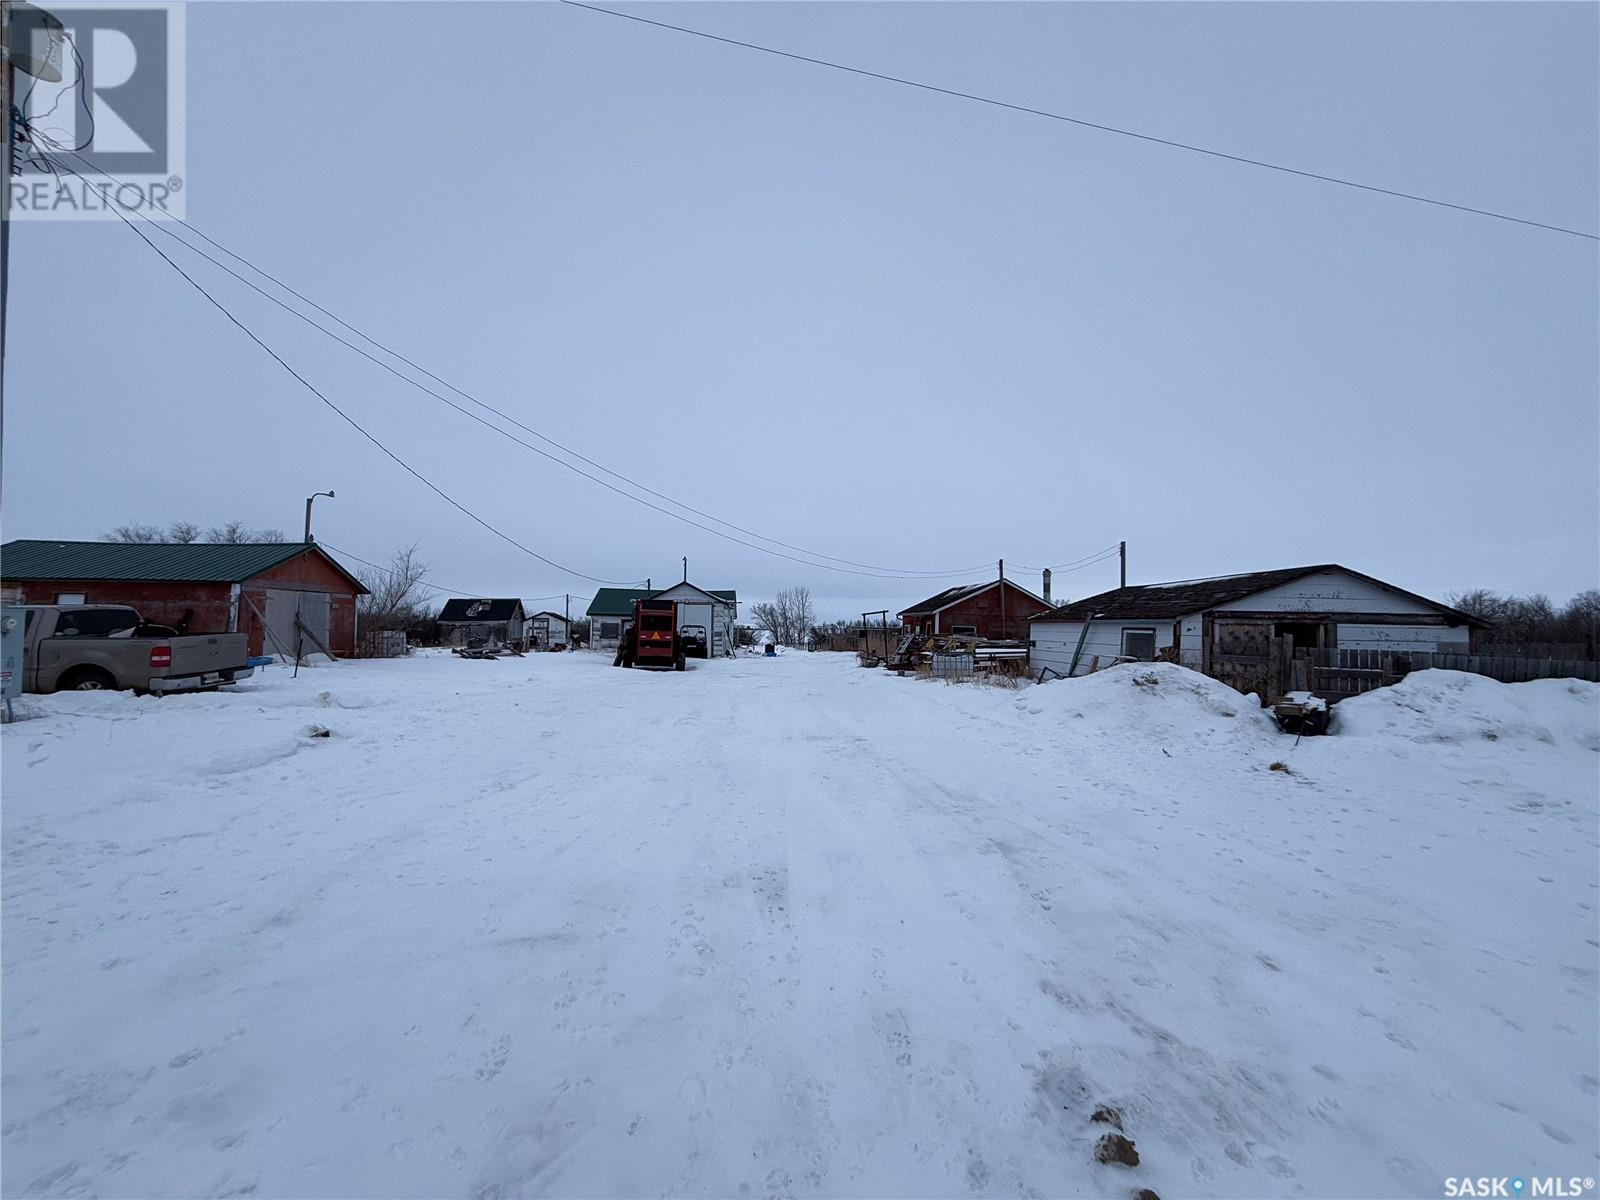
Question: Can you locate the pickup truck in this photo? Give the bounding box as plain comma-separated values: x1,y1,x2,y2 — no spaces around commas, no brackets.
15,604,254,695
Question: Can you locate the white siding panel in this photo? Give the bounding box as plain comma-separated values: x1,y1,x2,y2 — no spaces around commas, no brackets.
1218,569,1442,616
1031,619,1176,676
1336,623,1472,652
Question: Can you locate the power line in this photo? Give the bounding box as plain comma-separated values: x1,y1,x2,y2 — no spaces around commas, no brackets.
38,144,1119,586
1010,545,1121,573
73,180,646,588
42,148,1003,581
317,541,593,607
314,541,482,599
558,0,1599,243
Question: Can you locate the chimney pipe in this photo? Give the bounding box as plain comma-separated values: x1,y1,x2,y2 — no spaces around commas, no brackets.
1042,568,1052,606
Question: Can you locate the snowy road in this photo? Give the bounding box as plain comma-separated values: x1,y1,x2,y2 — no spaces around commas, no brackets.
3,652,1597,1198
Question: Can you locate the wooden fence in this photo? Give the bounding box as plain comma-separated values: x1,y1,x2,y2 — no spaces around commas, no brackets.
1298,647,1599,700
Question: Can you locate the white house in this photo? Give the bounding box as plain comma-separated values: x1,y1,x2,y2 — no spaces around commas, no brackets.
1030,564,1486,679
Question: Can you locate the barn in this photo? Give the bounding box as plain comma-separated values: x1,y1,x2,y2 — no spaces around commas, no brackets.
1029,564,1488,687
437,598,526,648
899,579,1050,642
0,539,367,659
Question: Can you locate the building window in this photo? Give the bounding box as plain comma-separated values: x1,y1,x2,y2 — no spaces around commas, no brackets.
56,593,86,605
1122,628,1157,661
600,621,620,640
952,624,977,635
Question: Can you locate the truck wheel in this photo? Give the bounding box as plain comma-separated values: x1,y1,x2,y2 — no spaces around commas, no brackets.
60,667,117,692
674,653,685,671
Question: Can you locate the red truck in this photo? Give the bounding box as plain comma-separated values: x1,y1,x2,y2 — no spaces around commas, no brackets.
613,598,686,671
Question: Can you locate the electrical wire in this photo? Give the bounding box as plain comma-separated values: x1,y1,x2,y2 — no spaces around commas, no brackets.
317,542,592,611
313,541,487,599
1010,545,1121,573
41,146,1011,582
19,38,93,152
67,173,648,588
40,142,1115,585
558,0,1598,243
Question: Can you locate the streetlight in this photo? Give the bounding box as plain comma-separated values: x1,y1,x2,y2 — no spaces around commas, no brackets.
304,491,335,543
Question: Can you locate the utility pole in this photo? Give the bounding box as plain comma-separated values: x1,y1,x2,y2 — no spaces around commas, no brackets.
682,556,687,584
2,0,15,515
564,593,569,646
1,3,64,516
1119,540,1127,589
998,557,1006,641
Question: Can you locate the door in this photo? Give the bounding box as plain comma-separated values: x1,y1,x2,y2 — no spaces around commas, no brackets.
263,590,332,661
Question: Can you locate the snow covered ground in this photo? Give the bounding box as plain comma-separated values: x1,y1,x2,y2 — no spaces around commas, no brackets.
3,651,1596,1199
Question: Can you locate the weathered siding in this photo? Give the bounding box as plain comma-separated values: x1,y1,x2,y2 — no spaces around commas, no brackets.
1335,623,1472,652
1031,618,1179,677
1214,569,1443,616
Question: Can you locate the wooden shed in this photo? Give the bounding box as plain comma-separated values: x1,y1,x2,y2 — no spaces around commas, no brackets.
437,598,526,649
0,539,367,659
527,611,571,650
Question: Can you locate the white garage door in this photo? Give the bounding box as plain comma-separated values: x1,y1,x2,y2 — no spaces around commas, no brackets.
263,589,331,661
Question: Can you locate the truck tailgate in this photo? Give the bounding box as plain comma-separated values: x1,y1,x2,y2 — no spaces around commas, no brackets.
164,634,251,678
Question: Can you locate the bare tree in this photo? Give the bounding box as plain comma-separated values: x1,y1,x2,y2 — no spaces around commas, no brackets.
106,524,162,542
205,521,286,544
356,544,434,631
784,585,814,646
1448,588,1600,655
750,585,816,646
107,520,283,543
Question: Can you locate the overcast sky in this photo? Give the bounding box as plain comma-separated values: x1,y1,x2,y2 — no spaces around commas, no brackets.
5,1,1597,620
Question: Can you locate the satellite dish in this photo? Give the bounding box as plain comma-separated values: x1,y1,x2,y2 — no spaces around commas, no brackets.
10,3,66,83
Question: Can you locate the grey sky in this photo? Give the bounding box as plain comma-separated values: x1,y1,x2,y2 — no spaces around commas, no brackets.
6,1,1597,619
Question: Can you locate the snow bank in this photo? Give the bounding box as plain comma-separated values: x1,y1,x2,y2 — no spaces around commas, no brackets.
1335,668,1600,751
1019,661,1279,750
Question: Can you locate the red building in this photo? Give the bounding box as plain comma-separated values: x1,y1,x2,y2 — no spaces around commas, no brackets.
898,579,1051,641
0,540,367,658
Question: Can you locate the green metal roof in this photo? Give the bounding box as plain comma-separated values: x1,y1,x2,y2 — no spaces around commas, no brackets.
586,588,653,617
0,539,368,590
586,586,738,617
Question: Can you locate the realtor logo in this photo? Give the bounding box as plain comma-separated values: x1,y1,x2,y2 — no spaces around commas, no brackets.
10,2,186,219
